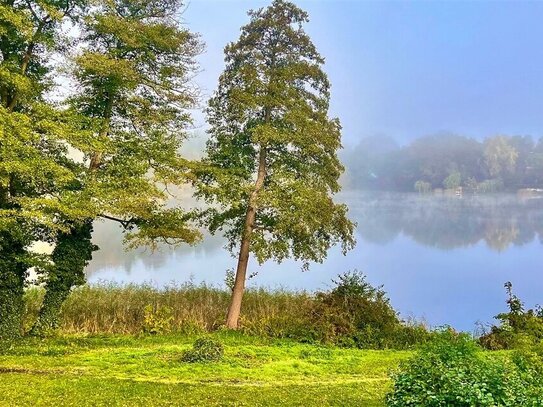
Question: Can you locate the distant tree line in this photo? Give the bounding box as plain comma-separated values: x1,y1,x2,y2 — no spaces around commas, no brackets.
345,134,543,192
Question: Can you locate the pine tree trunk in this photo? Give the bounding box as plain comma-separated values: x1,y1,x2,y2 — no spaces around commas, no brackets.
225,146,267,329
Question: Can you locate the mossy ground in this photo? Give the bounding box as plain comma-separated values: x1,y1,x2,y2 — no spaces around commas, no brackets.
0,332,410,406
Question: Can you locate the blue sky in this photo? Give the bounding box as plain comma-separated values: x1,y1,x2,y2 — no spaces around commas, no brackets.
183,0,543,147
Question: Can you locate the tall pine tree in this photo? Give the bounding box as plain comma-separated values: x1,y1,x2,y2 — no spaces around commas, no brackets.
195,0,355,329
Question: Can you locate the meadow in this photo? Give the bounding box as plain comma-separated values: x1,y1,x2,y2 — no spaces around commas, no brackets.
0,332,409,406
5,280,542,406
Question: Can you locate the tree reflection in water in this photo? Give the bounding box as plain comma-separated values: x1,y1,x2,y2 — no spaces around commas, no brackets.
349,193,543,252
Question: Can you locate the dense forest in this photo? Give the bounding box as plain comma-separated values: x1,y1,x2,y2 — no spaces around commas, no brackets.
344,134,543,192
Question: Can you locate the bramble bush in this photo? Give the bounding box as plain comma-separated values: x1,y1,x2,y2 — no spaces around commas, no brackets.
386,328,543,406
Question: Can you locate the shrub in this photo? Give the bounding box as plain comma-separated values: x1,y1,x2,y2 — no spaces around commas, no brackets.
181,337,224,363
479,282,543,350
142,304,174,335
310,271,429,349
386,328,543,406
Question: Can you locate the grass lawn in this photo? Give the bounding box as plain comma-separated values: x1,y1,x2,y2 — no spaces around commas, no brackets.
0,332,411,406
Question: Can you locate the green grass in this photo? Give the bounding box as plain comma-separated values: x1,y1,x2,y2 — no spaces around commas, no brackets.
0,332,410,406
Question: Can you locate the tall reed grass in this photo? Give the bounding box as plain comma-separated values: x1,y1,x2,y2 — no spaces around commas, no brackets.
23,282,313,336
23,275,429,348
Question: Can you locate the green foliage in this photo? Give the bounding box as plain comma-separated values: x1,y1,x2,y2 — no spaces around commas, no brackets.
31,221,97,336
345,134,543,192
181,337,224,363
0,226,29,341
310,271,429,349
224,269,235,292
194,0,355,268
443,170,461,189
0,0,203,340
22,279,429,350
484,136,518,178
479,282,543,350
0,0,89,338
386,328,543,406
477,178,504,193
67,0,203,248
463,176,478,192
142,304,174,335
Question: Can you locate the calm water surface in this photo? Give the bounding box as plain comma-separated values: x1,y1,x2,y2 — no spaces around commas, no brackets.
87,192,543,332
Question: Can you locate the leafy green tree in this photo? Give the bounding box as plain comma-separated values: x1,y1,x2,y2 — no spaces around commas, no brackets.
31,0,204,335
483,136,518,178
195,0,356,329
0,0,87,340
443,171,461,190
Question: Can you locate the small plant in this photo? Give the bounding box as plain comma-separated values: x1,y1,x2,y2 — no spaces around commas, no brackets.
479,282,543,350
224,269,235,292
181,337,224,363
142,304,173,335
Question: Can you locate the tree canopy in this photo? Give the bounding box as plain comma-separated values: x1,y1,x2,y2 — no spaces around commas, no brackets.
194,0,355,328
1,0,203,339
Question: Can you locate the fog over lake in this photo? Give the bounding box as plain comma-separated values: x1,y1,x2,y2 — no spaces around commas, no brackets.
84,192,543,332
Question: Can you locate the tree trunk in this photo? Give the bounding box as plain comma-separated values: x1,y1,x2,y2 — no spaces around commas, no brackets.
30,221,95,336
225,146,267,329
0,231,28,341
7,20,46,112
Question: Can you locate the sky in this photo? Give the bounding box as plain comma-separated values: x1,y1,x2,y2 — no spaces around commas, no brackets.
182,0,543,148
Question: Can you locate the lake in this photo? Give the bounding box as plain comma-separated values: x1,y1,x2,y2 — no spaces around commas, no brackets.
86,192,543,332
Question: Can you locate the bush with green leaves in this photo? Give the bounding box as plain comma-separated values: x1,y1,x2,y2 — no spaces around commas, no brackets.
310,271,429,349
479,282,543,350
477,178,504,193
443,171,462,189
142,304,174,335
181,337,224,363
386,329,543,406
